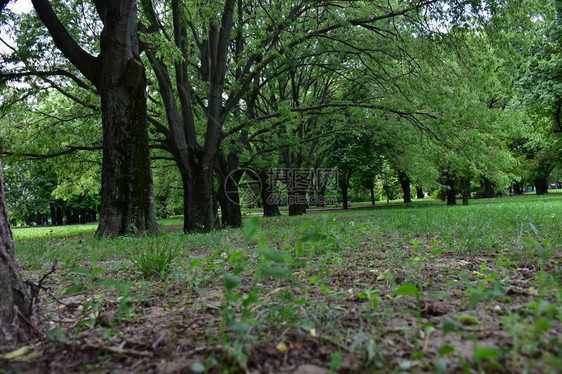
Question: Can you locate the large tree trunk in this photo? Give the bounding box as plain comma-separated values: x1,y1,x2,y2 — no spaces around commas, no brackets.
95,2,159,237
513,181,523,195
217,186,242,228
285,169,309,216
398,171,412,204
181,152,217,232
534,178,548,195
416,187,424,199
259,170,281,217
288,190,307,215
0,156,34,343
445,178,456,206
31,0,159,237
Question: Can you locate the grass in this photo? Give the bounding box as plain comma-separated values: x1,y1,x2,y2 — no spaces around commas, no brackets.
6,193,562,373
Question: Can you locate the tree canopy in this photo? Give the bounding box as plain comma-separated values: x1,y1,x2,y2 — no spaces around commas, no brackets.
0,0,560,228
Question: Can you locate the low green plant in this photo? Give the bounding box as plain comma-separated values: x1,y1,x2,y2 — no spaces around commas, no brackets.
62,256,136,328
128,236,183,279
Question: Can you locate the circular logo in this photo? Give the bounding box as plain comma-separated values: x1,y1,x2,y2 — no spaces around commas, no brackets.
224,168,262,206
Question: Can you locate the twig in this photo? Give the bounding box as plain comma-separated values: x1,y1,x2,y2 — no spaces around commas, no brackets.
81,343,153,358
15,307,44,338
27,261,60,313
38,260,58,289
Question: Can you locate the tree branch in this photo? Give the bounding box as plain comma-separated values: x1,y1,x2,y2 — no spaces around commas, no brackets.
31,0,99,84
0,69,92,91
1,145,102,160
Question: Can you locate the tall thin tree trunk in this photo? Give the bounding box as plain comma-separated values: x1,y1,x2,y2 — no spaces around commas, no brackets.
483,178,493,198
342,184,349,210
0,156,34,343
460,177,470,206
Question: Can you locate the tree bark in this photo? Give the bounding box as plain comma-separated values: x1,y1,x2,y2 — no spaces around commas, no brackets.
483,177,493,198
416,187,424,199
180,151,217,232
460,177,470,206
342,184,349,210
259,170,281,216
0,156,34,343
216,156,242,228
288,190,307,215
513,181,523,195
534,178,548,195
370,185,376,205
95,2,159,237
32,0,159,237
398,171,412,204
445,178,456,206
285,169,309,216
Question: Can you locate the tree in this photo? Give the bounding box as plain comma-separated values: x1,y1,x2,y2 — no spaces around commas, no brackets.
0,154,34,343
139,0,470,229
26,0,159,237
0,3,35,343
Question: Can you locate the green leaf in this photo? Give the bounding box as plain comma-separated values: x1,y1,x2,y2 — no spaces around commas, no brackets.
68,266,90,275
189,257,202,269
442,319,464,335
259,266,292,278
473,347,500,360
244,217,260,241
439,345,455,356
93,278,121,289
259,247,287,263
223,272,242,291
393,283,419,298
63,284,85,295
258,233,268,249
228,322,253,333
330,352,342,372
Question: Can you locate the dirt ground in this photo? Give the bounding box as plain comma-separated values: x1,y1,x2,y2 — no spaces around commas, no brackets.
1,232,561,373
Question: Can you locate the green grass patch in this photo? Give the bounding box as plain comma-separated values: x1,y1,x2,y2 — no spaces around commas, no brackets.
9,193,562,373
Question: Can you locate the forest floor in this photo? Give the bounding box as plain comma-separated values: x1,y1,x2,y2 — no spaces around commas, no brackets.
1,194,562,373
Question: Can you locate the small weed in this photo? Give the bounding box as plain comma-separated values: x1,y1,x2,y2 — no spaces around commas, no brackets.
128,236,183,279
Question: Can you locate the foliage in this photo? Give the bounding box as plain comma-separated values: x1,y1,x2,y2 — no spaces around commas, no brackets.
128,236,184,279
